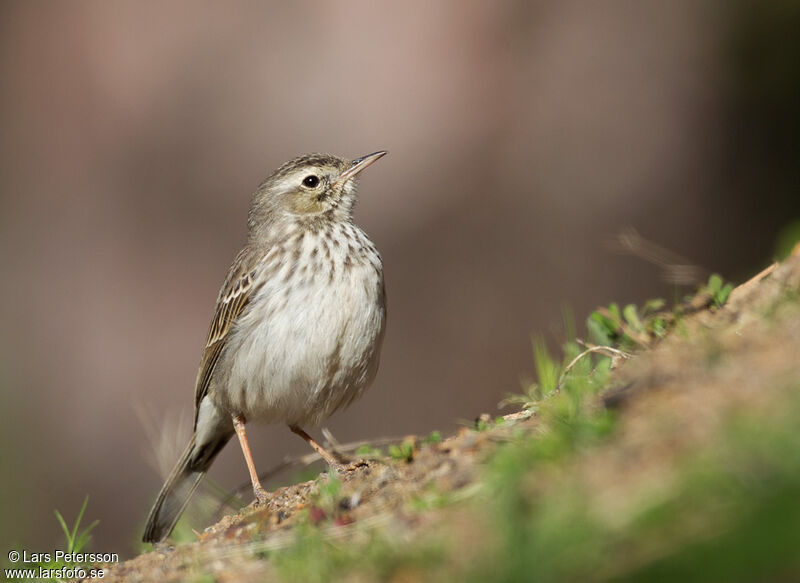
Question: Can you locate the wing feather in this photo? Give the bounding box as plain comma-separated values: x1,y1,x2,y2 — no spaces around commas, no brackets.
193,248,262,424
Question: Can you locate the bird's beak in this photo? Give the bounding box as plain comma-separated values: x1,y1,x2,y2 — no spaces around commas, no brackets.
337,151,387,183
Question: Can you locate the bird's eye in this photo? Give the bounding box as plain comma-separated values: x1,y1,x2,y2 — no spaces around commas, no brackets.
302,175,320,188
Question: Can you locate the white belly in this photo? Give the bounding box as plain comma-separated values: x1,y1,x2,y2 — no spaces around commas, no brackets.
212,234,385,427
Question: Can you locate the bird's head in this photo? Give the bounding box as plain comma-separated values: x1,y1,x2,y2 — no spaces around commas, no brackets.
248,151,386,236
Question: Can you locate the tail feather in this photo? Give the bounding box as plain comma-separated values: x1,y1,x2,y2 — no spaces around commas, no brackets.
142,431,231,543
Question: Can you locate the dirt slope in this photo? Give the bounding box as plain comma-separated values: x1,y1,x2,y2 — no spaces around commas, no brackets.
100,255,800,583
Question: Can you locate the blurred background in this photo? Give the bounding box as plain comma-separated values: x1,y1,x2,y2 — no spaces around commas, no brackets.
1,0,798,557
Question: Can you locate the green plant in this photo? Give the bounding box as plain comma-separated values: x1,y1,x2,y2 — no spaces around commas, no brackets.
474,346,616,582
775,219,800,260
586,274,735,353
587,299,670,350
11,496,101,582
54,496,98,559
355,444,383,458
408,483,451,513
272,521,444,583
388,439,415,462
704,274,734,308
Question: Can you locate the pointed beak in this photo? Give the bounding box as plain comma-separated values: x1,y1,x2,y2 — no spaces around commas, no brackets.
337,150,387,183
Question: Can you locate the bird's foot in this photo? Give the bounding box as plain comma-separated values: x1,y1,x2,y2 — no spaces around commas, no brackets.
253,485,269,505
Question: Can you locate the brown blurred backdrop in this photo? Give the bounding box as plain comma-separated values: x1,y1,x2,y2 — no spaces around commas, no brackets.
1,0,798,557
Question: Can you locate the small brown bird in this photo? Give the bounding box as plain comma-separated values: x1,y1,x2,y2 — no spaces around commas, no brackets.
143,151,387,543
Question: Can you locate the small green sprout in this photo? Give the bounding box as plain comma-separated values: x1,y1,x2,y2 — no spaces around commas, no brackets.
705,274,734,308
54,496,98,560
424,430,442,445
356,444,383,458
389,439,415,461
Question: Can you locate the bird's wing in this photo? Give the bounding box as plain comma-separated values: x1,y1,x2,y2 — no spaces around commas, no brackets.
193,247,262,425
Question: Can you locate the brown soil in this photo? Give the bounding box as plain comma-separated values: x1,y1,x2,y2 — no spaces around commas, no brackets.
99,254,800,583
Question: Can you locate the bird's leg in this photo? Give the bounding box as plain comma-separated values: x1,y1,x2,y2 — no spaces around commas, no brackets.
232,414,269,504
288,425,343,467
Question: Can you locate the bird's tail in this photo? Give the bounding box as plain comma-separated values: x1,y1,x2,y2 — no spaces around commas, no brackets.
142,430,231,543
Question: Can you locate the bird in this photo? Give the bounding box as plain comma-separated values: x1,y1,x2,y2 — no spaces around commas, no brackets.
142,151,387,543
